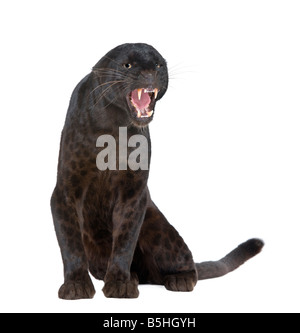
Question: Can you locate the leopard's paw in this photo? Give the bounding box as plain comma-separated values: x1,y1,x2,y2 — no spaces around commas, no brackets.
164,271,197,292
103,274,139,298
58,274,95,300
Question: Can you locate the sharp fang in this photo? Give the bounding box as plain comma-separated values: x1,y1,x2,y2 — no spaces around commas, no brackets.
137,88,142,100
146,110,153,117
137,109,141,118
154,88,158,99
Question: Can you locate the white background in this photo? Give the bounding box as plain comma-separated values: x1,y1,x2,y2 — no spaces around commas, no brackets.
0,0,299,313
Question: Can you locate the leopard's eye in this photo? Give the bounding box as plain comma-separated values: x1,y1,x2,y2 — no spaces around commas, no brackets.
156,63,161,68
123,63,132,69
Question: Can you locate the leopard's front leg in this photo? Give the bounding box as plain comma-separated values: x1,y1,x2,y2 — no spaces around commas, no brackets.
102,188,148,298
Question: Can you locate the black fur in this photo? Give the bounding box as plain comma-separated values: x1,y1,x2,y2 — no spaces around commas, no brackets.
51,43,263,299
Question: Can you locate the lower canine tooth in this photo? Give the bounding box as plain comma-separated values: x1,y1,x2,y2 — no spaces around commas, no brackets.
146,110,153,117
137,109,141,118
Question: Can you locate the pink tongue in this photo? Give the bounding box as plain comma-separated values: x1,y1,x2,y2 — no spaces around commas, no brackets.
131,89,151,110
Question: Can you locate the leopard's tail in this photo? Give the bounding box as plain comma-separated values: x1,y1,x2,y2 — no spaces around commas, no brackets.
196,238,264,280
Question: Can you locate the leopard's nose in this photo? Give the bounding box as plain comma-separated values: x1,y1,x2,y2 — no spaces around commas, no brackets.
140,71,154,82
140,71,157,89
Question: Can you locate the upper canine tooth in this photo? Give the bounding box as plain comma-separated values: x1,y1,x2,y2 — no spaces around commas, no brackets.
137,88,142,100
154,88,158,99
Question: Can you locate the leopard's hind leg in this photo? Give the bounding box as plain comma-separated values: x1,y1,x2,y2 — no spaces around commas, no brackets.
133,201,197,292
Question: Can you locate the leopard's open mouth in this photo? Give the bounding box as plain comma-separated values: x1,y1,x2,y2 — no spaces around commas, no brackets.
127,88,159,123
